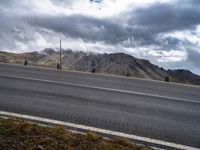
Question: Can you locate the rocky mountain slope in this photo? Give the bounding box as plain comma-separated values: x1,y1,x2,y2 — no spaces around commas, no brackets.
1,49,200,85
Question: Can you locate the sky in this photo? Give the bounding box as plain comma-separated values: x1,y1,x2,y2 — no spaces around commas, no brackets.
0,0,200,74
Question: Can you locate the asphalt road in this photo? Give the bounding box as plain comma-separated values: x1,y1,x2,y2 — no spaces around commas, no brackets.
0,63,200,148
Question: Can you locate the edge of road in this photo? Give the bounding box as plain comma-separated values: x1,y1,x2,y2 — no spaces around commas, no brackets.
0,62,200,89
0,111,199,150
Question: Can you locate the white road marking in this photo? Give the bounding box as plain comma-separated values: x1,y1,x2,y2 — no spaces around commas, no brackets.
0,111,199,150
0,73,199,104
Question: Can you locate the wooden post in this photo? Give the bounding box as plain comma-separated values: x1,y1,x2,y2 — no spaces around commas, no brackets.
59,39,62,70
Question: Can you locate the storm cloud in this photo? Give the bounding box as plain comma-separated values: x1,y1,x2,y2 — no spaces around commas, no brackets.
26,15,129,44
0,0,200,74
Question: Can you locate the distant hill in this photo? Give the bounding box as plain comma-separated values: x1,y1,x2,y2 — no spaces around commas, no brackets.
167,69,200,85
1,49,200,86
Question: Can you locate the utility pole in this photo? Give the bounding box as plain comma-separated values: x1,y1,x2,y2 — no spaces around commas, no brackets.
59,39,62,70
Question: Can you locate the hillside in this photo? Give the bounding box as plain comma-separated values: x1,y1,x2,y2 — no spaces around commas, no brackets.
0,49,200,86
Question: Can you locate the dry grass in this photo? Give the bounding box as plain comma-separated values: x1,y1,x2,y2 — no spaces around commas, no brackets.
0,118,153,150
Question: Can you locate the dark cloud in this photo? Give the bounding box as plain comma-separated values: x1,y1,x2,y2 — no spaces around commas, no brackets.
126,1,200,45
132,3,200,31
184,0,200,5
0,0,16,6
50,0,74,6
90,0,103,3
25,15,131,44
187,50,200,68
1,0,200,47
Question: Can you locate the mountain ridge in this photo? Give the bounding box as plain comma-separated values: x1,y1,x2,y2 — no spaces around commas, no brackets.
1,49,200,86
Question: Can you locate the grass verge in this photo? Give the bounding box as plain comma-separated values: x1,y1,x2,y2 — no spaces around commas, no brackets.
0,118,152,150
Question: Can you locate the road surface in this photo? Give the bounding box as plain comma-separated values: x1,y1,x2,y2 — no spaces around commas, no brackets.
0,63,200,149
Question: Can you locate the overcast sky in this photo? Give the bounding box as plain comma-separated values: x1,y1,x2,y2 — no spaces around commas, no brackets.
0,0,200,74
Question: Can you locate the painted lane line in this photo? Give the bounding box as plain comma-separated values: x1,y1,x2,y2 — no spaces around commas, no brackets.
0,111,199,150
0,73,199,104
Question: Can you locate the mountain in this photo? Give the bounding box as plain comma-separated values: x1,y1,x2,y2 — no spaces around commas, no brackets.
0,51,45,65
167,69,200,85
0,49,200,86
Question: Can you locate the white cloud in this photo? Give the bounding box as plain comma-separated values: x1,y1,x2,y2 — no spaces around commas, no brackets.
161,29,200,48
62,0,173,18
147,50,187,62
4,0,171,18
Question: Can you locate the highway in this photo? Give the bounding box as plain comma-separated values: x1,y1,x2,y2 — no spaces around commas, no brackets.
0,63,200,149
